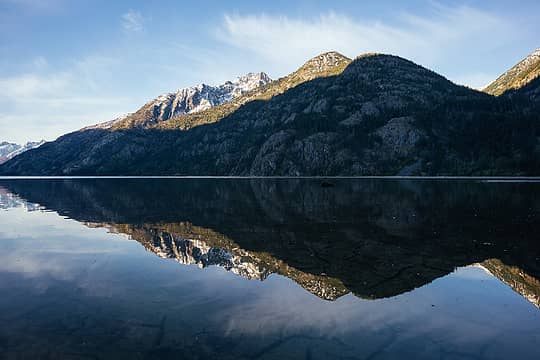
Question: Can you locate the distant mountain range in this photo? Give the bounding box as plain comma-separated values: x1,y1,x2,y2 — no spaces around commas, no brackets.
1,48,539,175
0,141,44,165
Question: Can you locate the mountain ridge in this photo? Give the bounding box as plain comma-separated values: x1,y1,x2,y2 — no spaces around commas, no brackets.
151,51,352,131
0,140,45,165
1,50,539,176
85,72,272,130
484,48,540,96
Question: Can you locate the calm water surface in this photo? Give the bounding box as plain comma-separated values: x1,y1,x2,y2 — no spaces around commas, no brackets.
0,179,539,359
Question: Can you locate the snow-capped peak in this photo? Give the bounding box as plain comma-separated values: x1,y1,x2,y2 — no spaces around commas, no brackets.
0,140,45,164
80,72,272,130
144,72,273,123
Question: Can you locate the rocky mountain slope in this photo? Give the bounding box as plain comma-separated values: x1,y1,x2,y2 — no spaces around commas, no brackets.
1,51,539,176
484,48,540,95
128,51,351,131
0,140,44,165
84,72,272,130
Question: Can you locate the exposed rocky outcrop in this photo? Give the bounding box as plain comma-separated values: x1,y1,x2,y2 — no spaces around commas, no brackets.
90,72,272,130
0,140,44,165
375,116,423,157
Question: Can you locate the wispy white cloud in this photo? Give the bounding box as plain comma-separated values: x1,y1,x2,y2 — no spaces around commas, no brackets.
0,3,532,144
0,55,137,143
217,5,517,88
0,72,71,99
121,9,145,33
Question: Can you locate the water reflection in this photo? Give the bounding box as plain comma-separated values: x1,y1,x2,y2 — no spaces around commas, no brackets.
1,178,539,305
1,179,540,359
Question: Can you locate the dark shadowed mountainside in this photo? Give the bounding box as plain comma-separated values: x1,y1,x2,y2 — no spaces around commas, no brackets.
1,51,539,176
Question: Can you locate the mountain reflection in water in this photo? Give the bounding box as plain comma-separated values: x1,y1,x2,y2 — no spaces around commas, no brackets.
1,178,539,305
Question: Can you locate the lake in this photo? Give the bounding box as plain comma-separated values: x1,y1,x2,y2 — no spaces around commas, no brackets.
0,178,539,359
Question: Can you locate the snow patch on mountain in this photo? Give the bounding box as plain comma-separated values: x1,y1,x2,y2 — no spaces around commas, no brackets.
0,140,45,164
83,72,272,130
82,113,131,130
146,72,272,122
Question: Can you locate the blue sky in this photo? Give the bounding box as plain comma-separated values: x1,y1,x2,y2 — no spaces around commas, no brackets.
1,0,539,143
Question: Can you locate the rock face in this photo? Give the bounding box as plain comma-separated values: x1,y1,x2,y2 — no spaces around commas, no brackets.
293,51,351,80
375,116,423,157
1,51,540,176
484,48,540,96
0,141,45,165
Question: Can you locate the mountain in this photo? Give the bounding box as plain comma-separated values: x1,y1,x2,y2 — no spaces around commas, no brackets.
484,48,540,95
83,72,272,130
117,51,351,131
0,140,45,165
1,51,540,176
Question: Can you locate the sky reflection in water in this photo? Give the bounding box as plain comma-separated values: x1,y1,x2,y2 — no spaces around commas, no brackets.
0,179,539,359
